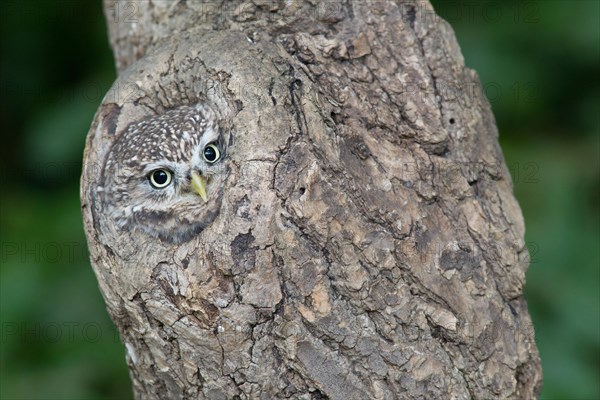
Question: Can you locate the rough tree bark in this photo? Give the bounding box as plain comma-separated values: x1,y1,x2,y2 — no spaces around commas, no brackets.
81,1,542,399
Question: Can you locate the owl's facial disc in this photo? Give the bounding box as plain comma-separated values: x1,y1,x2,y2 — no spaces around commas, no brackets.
101,104,226,244
144,162,210,203
146,166,207,202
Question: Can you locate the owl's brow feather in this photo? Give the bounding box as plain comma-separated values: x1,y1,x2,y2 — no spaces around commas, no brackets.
109,104,213,165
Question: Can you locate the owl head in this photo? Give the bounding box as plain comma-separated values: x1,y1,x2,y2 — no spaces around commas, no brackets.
100,104,227,244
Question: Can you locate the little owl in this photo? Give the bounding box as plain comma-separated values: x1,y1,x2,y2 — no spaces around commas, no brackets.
99,104,227,244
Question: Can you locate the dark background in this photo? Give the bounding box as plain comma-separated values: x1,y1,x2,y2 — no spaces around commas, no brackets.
1,1,598,399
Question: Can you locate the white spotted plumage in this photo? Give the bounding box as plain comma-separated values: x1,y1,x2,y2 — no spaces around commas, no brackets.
100,104,227,243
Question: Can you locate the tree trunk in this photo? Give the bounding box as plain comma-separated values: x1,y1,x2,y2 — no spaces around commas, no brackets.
81,1,542,398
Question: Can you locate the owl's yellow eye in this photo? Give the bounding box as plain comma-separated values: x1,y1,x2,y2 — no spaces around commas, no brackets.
149,169,172,189
203,144,220,163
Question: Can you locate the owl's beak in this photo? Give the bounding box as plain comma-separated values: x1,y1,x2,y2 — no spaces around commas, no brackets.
191,171,208,202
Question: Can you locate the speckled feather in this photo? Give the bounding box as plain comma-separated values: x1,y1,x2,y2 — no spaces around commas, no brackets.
100,104,227,244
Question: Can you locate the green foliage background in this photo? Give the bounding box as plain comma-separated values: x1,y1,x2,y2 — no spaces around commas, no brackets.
1,1,598,399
